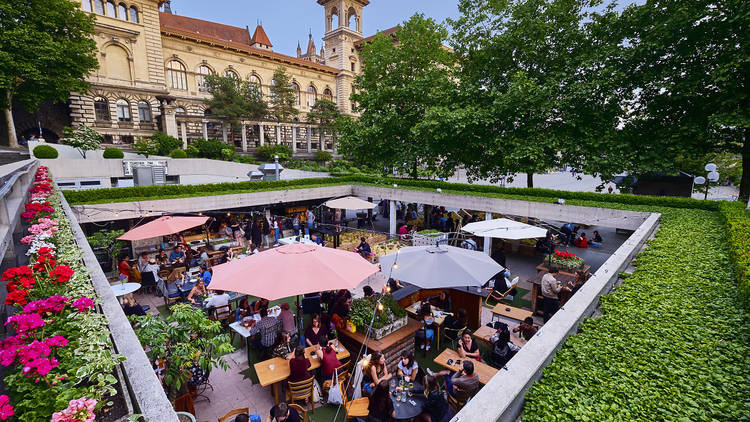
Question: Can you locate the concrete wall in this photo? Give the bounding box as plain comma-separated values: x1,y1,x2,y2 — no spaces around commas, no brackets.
0,160,38,269
28,140,150,160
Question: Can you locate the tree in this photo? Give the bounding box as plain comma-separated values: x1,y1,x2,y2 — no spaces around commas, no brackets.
203,74,267,136
268,67,299,122
306,98,342,152
0,0,98,147
338,15,457,178
61,124,102,158
86,229,125,273
133,137,158,158
151,132,182,156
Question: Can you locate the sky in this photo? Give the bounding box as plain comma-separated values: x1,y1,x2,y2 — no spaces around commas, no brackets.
164,0,461,57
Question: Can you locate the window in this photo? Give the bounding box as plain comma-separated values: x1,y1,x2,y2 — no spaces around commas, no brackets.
106,1,116,16
94,0,104,14
137,101,151,122
323,88,333,101
351,62,355,72
175,107,186,115
203,109,212,116
82,0,92,13
129,6,138,23
116,99,131,122
350,84,356,110
118,3,127,20
249,74,261,85
167,60,187,90
196,65,212,92
307,85,317,107
224,69,239,79
94,97,110,121
291,82,300,105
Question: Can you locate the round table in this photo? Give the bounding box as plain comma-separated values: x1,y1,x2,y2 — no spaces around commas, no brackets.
390,380,426,420
111,282,141,297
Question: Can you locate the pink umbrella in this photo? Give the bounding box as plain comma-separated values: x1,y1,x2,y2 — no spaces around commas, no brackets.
208,243,379,300
117,216,209,241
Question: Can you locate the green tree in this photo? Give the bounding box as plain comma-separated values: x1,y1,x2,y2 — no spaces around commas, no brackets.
306,98,342,152
61,124,102,158
268,67,299,122
203,74,267,136
133,137,158,158
0,0,97,147
338,15,457,178
86,228,125,272
151,132,182,156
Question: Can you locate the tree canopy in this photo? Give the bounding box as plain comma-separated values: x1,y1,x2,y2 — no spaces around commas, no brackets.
268,67,299,122
203,73,267,130
61,124,102,158
307,98,342,150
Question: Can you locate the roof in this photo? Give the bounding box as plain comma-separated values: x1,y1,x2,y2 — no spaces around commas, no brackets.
356,26,399,47
317,0,369,5
250,24,273,47
305,34,316,56
159,12,251,45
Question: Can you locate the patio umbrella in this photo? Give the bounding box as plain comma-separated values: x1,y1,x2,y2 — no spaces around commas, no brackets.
462,218,547,240
208,243,379,300
118,215,209,241
377,245,503,289
324,196,377,210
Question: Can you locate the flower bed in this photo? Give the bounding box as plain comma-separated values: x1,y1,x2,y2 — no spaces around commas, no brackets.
549,250,584,272
1,167,125,421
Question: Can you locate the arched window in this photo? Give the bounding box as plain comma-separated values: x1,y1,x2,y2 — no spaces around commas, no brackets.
118,3,127,20
291,82,300,105
307,85,317,107
106,1,116,16
249,74,261,85
350,84,356,110
116,99,131,122
167,60,187,90
323,88,333,101
175,107,186,115
196,65,212,92
94,0,105,14
330,8,339,29
224,69,239,79
94,97,110,121
203,109,212,116
347,9,357,30
129,6,138,23
137,101,151,122
82,0,92,13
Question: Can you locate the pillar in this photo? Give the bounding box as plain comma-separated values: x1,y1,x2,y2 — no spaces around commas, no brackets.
222,125,228,143
161,101,178,138
241,123,247,152
389,200,397,236
275,125,281,145
201,120,208,140
484,212,492,255
180,123,187,149
306,125,312,153
292,125,297,153
259,123,265,146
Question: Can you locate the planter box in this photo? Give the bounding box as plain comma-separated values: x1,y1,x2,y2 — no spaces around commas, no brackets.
371,316,408,340
412,232,447,247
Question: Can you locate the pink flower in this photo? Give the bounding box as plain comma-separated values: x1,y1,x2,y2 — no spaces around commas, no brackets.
22,295,70,315
44,336,69,348
5,313,45,332
51,397,97,422
0,395,14,420
71,297,95,313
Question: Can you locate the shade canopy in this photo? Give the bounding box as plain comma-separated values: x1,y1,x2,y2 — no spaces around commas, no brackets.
324,196,377,210
462,218,547,240
118,216,209,241
208,243,379,300
378,245,504,289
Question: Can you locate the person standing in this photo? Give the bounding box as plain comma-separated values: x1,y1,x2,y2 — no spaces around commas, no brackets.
541,268,568,322
292,214,300,236
306,208,316,235
263,217,271,247
272,217,280,245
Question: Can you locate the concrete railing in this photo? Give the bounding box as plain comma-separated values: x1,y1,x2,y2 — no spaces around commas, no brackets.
0,159,39,268
451,212,661,422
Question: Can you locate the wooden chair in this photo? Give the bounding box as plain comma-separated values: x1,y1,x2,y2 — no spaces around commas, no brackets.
447,391,467,414
483,276,520,307
289,403,307,422
342,390,369,420
322,360,351,397
158,269,170,280
217,407,249,422
287,376,315,414
210,304,232,326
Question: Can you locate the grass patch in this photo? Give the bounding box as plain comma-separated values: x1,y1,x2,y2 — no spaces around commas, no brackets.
482,287,532,310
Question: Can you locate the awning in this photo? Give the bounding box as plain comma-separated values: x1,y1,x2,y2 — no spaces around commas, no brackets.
117,216,209,241
324,196,377,210
462,218,547,240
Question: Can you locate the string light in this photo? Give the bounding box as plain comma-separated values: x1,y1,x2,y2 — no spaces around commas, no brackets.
377,303,384,311
360,357,369,367
392,263,398,270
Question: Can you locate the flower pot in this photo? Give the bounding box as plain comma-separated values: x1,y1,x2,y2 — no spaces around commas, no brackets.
371,316,408,340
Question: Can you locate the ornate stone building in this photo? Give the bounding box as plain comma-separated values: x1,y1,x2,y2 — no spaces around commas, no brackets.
58,0,375,153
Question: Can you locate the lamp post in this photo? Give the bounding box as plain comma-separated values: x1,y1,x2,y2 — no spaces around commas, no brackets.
273,154,279,181
693,163,720,200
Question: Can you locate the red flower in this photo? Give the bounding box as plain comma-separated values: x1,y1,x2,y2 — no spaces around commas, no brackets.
5,290,28,306
49,266,74,284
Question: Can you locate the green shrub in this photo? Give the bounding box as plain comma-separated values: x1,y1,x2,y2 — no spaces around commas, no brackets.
190,138,226,159
169,149,187,158
186,145,200,157
719,202,750,308
234,155,258,164
151,132,182,156
255,144,292,162
102,147,124,159
221,148,234,161
314,150,332,163
33,144,58,159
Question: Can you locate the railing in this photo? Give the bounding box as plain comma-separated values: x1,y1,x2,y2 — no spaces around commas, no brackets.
0,159,39,267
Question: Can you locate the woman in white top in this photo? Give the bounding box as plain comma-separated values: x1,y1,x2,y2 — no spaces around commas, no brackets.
397,350,419,382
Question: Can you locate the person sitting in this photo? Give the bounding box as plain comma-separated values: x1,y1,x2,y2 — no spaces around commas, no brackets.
136,251,149,272
271,331,293,359
198,265,212,286
363,351,392,396
118,255,131,283
165,271,184,301
310,234,325,246
419,375,450,422
356,237,372,258
318,336,341,382
122,294,147,317
305,314,328,347
234,414,250,422
433,360,480,402
457,330,481,361
386,278,403,293
331,295,352,321
266,402,301,422
397,350,419,383
429,290,452,312
367,380,395,422
279,302,296,340
251,298,270,314
247,308,280,351
288,345,312,382
560,223,575,246
363,285,376,297
443,308,467,343
197,246,210,267
235,297,252,322
169,245,185,263
490,325,521,369
589,230,603,248
574,232,588,248
155,248,168,265
187,279,206,304
512,316,538,341
205,289,230,317
415,303,436,351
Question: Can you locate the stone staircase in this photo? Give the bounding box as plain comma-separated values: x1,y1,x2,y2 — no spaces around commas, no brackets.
0,148,30,166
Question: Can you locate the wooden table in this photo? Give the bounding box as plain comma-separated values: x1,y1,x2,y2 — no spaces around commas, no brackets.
528,264,591,315
472,325,526,348
254,343,350,403
405,302,448,351
338,318,422,374
433,348,498,385
490,303,533,322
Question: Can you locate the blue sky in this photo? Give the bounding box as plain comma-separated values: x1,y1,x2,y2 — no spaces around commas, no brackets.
164,0,460,57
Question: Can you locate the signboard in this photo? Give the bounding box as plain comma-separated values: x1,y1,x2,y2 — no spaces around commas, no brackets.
122,159,169,176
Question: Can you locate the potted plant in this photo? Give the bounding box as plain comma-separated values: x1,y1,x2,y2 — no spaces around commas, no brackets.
549,250,585,272
349,295,408,340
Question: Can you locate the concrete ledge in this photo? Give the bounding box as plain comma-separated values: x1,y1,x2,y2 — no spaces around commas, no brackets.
59,194,179,421
451,212,661,422
0,160,38,266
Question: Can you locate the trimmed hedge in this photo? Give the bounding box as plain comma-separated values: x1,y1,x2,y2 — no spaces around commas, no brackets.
719,202,750,308
169,149,187,158
102,147,124,159
33,144,58,159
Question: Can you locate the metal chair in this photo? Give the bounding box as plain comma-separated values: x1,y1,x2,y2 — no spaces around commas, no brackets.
287,376,315,414
217,407,249,422
140,271,157,295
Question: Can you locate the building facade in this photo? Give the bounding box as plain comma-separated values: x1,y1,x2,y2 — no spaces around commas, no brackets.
61,0,373,154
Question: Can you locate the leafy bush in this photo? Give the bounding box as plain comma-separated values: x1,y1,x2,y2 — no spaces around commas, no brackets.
255,144,292,162
133,138,158,158
151,132,182,156
169,149,187,158
315,150,333,163
186,145,200,157
349,295,406,330
719,202,750,308
284,159,328,172
102,147,124,159
234,155,258,164
221,148,234,161
33,144,58,159
190,138,226,159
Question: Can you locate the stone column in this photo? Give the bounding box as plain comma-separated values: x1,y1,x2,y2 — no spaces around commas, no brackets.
275,125,281,145
241,123,247,152
306,125,312,153
161,101,178,138
201,120,208,140
259,123,265,146
389,200,397,236
180,124,187,149
484,212,492,255
222,125,228,143
292,125,297,153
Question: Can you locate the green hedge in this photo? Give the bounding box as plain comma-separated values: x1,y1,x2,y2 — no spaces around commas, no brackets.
524,204,750,420
719,202,750,308
33,144,58,159
169,149,187,158
102,147,124,159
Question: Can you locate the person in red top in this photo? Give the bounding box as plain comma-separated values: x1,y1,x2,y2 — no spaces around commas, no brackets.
118,255,131,282
574,232,588,248
288,345,311,383
318,336,342,381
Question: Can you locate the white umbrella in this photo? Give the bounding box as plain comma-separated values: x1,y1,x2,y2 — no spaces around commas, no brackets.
462,218,547,240
325,196,377,210
378,245,504,289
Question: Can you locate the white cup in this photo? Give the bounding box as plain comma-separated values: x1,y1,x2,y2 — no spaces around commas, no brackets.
269,364,275,370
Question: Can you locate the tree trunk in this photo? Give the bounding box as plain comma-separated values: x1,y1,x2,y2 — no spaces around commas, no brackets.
527,172,534,188
411,160,418,179
319,126,324,152
740,128,750,203
4,92,18,148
